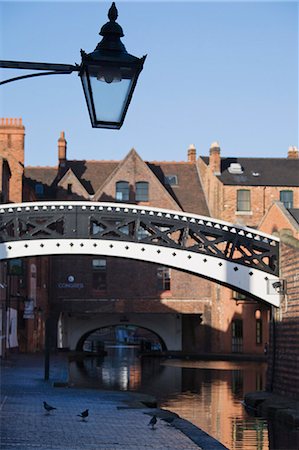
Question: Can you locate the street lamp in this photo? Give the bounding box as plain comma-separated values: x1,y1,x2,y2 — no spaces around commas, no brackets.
0,2,146,129
80,2,146,129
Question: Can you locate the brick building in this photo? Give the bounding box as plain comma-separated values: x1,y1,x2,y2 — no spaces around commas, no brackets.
0,119,48,355
24,135,213,353
0,118,299,360
197,143,299,355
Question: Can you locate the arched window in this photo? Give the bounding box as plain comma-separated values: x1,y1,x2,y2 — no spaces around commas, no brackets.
136,181,149,201
116,181,129,201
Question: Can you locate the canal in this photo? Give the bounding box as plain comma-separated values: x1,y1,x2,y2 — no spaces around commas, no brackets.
69,347,299,450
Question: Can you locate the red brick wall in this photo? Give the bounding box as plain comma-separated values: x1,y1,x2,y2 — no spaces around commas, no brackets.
50,255,211,315
266,233,299,398
221,185,299,227
260,203,299,239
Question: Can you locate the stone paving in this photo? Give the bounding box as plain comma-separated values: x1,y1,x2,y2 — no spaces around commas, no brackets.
0,354,227,450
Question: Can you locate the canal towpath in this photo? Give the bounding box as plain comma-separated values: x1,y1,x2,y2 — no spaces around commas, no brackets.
0,353,228,450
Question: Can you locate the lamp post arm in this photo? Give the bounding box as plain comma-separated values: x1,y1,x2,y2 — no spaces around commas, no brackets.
0,60,80,86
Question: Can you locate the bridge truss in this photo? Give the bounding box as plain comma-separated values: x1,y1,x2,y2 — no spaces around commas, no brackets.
0,201,280,306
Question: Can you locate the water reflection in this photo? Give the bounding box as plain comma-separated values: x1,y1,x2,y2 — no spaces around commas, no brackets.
159,360,270,449
69,347,299,450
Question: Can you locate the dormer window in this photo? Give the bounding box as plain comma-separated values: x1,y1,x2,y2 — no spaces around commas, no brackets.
116,181,129,201
136,181,149,201
35,183,44,197
165,175,178,186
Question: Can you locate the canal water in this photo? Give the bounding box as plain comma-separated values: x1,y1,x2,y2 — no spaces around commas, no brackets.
69,347,299,450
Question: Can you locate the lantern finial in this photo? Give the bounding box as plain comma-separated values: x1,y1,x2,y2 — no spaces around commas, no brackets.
108,3,118,22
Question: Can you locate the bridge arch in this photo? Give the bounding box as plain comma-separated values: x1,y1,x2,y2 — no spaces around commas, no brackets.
0,201,280,306
75,324,167,352
59,312,181,351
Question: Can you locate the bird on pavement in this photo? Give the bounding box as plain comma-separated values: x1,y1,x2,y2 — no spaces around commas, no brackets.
43,401,57,414
148,415,157,429
77,409,89,421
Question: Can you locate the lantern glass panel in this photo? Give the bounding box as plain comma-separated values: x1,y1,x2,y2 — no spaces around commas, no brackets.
81,71,93,116
88,65,135,123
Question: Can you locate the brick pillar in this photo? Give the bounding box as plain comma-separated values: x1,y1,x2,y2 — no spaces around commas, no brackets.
187,144,197,163
0,118,25,203
209,141,221,175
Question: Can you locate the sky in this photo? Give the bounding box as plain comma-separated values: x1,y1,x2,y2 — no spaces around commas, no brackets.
0,0,298,167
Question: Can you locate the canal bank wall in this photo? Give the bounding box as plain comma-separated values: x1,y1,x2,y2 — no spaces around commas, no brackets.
140,351,267,362
1,353,228,450
244,390,299,429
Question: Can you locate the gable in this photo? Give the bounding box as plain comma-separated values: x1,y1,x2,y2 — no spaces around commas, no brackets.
57,168,89,199
259,202,299,238
93,148,182,210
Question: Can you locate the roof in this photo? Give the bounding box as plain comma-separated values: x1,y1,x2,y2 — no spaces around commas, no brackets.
148,162,209,215
288,209,299,225
201,156,299,186
24,158,209,216
25,166,57,185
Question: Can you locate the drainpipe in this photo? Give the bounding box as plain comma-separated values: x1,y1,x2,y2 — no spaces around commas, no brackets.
269,305,276,392
263,186,266,216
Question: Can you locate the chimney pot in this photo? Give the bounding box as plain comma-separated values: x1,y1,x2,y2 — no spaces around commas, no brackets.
187,144,197,163
209,141,221,175
288,145,299,159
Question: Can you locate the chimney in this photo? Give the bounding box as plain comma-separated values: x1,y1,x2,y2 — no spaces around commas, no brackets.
0,118,25,203
209,141,221,175
187,144,197,163
288,145,299,159
58,131,67,165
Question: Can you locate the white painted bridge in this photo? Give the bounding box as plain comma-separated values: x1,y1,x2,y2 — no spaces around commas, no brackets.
0,201,281,306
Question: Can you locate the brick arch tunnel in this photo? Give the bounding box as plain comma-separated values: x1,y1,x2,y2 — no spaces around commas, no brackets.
75,324,168,352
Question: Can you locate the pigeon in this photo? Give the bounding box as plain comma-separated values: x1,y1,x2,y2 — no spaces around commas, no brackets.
148,415,157,429
77,409,89,421
43,401,56,413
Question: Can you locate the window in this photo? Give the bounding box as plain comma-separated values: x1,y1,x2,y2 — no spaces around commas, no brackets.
135,181,149,202
233,291,246,300
157,267,171,291
237,189,251,211
8,259,23,276
256,319,262,345
116,181,129,201
280,190,293,209
165,175,178,186
232,319,243,353
35,183,44,197
67,183,72,194
92,259,107,290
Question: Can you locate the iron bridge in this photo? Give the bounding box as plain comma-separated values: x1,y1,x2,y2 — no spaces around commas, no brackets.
0,201,280,306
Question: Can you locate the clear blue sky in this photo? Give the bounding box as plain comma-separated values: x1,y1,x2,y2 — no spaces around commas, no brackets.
0,1,298,166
